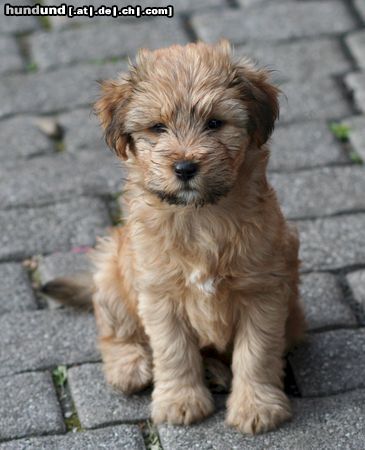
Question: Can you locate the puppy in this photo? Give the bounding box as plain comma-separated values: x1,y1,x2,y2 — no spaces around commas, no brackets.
45,40,305,434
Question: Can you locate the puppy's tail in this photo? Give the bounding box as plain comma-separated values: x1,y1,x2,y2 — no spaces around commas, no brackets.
41,272,94,311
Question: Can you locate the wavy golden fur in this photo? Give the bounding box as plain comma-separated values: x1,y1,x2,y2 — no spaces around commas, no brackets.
45,40,305,434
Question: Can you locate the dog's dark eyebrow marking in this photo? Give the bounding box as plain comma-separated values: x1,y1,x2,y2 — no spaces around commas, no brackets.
135,136,156,147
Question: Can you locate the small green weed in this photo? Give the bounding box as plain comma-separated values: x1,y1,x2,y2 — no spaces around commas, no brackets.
26,62,38,73
90,56,121,66
54,140,66,152
65,408,83,432
52,366,83,432
349,150,363,165
39,16,51,30
330,122,351,142
142,421,162,450
90,58,104,66
52,365,67,388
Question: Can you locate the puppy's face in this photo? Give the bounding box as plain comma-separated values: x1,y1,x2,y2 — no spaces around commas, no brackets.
96,41,279,207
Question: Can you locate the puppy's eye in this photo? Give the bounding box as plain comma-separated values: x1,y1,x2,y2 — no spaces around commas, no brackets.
206,119,224,131
150,123,167,133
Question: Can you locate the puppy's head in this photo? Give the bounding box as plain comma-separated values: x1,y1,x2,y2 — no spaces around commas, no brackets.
95,41,279,207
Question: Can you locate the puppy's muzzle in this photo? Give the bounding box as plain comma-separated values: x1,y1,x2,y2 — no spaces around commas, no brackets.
174,160,199,182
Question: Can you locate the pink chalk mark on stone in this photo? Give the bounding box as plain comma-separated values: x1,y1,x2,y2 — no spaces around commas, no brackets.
71,246,91,254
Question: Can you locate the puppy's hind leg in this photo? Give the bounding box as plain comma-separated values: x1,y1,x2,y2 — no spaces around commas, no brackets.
93,230,152,394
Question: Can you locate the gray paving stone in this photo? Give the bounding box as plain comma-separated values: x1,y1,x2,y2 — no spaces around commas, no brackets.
298,213,365,271
300,273,356,331
237,38,351,83
0,310,99,376
0,425,145,450
270,166,365,219
346,31,365,70
158,390,365,449
341,115,365,161
347,270,365,309
0,0,40,34
0,116,54,164
269,121,347,171
58,108,106,152
279,77,352,124
0,152,122,209
0,61,127,119
68,363,150,428
0,372,64,441
354,0,365,23
289,329,365,397
237,0,271,6
0,263,37,314
345,71,365,113
38,252,91,284
192,1,355,44
0,36,23,75
0,197,110,261
30,18,188,71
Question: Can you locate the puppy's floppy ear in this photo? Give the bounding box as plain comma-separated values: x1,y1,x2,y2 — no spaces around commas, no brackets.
233,61,280,147
94,77,133,160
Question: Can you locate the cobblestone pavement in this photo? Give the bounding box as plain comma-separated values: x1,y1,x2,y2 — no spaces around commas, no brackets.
1,0,365,448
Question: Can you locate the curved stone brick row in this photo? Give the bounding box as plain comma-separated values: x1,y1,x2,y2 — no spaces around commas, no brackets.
0,36,24,75
0,372,64,442
0,62,128,119
236,38,352,83
347,270,365,311
0,197,111,261
67,363,150,428
191,1,356,44
298,213,365,271
158,389,365,450
269,121,347,172
278,77,352,124
29,18,188,71
0,152,123,209
354,0,365,23
289,329,365,397
0,263,37,314
345,31,365,71
0,425,145,450
270,166,365,220
0,310,99,377
0,116,54,164
340,115,365,162
300,272,356,331
346,72,365,114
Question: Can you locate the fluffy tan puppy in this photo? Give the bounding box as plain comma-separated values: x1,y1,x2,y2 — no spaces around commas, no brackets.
46,40,305,434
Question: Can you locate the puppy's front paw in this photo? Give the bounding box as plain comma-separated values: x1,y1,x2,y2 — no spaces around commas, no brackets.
152,385,214,425
226,386,291,434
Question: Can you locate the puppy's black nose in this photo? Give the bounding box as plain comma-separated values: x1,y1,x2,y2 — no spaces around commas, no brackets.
174,160,199,181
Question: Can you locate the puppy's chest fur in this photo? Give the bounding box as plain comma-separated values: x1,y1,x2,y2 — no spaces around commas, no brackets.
132,208,247,351
184,267,234,351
